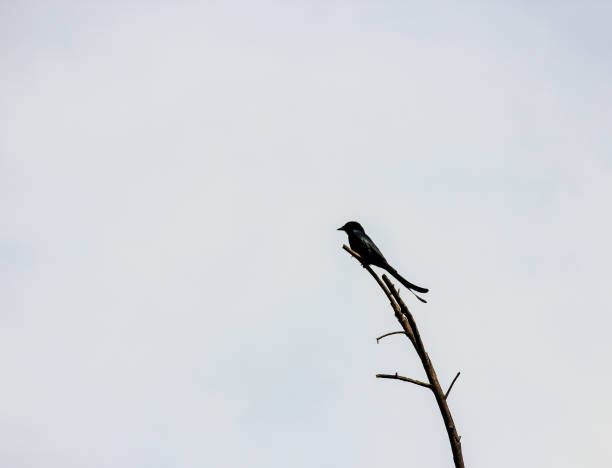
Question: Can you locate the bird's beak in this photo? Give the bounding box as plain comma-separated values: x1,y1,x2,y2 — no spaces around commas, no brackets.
337,226,344,231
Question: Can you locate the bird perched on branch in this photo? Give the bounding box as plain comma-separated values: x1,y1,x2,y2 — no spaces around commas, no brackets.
338,221,429,303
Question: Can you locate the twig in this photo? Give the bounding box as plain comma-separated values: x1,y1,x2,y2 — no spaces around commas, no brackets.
376,373,431,389
445,372,461,399
376,331,406,343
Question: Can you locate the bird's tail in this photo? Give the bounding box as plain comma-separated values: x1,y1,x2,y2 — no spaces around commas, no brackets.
384,264,429,303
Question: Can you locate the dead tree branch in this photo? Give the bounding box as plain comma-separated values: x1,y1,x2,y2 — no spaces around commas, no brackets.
342,244,465,468
376,373,431,389
376,331,406,343
445,372,461,400
342,245,415,345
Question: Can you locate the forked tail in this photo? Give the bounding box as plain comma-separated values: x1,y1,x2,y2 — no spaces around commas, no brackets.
384,264,429,303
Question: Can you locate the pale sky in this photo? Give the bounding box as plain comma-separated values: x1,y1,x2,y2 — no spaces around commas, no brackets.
2,2,611,467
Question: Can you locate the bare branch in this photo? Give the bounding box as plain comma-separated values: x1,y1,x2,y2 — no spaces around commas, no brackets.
381,274,464,468
382,276,424,350
376,331,406,343
342,245,396,306
444,372,461,400
342,245,416,344
376,373,431,389
342,245,465,467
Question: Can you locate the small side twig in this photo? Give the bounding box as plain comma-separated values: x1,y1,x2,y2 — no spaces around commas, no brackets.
376,373,431,389
444,372,461,399
376,331,406,343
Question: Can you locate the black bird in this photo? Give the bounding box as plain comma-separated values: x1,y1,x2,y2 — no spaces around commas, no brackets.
338,221,428,302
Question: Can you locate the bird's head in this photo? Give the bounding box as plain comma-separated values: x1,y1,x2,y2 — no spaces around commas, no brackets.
337,221,365,233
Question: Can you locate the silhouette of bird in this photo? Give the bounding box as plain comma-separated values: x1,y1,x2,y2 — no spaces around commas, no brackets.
338,221,428,302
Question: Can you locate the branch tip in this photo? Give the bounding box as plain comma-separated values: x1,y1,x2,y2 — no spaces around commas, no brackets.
444,372,461,399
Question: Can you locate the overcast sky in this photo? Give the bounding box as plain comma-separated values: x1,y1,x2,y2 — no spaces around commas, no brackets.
2,2,611,467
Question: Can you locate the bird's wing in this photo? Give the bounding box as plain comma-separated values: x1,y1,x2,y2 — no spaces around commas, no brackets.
359,233,387,265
